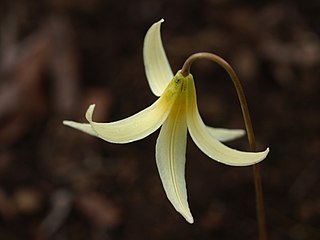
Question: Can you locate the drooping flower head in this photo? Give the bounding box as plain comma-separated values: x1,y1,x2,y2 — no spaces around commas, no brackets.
63,19,269,224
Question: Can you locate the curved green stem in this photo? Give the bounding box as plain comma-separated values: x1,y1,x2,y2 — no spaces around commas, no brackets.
181,52,267,240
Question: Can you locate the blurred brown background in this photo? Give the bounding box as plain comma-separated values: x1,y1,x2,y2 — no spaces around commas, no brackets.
0,0,319,239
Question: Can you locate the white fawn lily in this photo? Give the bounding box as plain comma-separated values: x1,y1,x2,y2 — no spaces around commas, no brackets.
63,19,269,224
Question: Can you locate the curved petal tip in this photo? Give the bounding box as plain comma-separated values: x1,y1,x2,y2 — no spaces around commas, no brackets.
62,120,97,136
85,104,96,122
143,18,173,96
185,215,194,224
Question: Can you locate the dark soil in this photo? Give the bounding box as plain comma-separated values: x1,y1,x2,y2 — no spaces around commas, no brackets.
0,0,319,239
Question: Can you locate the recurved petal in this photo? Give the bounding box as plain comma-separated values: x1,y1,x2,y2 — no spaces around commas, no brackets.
156,96,193,224
63,121,97,136
186,76,269,166
85,89,177,143
143,19,173,96
206,127,245,142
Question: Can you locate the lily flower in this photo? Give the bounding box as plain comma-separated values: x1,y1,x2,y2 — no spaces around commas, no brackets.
63,19,269,224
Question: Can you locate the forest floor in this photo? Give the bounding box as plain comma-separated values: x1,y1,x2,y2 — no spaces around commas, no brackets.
0,1,319,239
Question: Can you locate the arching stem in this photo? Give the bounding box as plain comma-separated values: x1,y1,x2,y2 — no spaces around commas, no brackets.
181,52,267,240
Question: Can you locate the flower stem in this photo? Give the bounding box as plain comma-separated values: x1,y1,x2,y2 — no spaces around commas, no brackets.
181,52,267,240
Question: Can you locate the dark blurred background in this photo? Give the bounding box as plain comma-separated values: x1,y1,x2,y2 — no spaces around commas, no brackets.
0,0,319,239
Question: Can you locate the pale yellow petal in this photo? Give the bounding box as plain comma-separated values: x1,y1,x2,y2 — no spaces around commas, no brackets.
143,19,173,96
206,127,245,142
156,91,193,224
186,75,269,166
63,121,97,137
85,101,165,144
85,78,182,144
